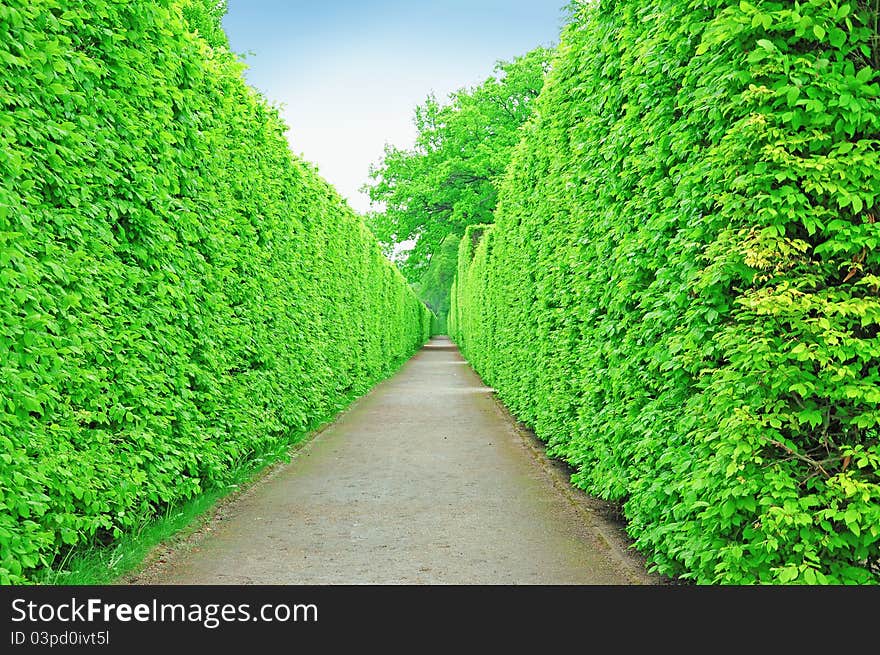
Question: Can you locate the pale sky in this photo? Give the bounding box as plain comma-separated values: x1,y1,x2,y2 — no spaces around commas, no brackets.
222,1,567,214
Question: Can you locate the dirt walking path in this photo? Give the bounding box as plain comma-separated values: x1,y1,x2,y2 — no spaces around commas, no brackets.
131,337,658,584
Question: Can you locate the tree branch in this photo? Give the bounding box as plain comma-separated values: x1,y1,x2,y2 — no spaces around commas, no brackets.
770,439,831,478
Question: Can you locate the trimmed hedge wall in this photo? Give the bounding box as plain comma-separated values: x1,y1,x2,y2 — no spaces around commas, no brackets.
450,0,880,583
0,0,430,583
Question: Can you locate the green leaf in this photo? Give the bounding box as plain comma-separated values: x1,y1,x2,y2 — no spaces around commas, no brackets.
856,67,874,83
828,29,846,48
844,508,859,526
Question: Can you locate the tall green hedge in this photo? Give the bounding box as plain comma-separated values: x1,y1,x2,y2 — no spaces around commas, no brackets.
450,0,880,583
0,0,430,583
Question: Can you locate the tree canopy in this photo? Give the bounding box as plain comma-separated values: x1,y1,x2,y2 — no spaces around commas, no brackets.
363,47,551,319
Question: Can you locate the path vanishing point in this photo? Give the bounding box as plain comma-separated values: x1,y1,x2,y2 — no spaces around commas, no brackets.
132,337,658,584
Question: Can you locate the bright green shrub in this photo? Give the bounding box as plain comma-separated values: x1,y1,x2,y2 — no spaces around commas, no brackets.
450,0,880,583
0,0,430,583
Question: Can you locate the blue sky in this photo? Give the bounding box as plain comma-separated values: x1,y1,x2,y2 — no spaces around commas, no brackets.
222,0,568,213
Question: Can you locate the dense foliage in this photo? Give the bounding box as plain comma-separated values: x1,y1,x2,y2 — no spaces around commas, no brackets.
412,234,459,332
364,48,550,316
451,0,880,583
0,0,430,583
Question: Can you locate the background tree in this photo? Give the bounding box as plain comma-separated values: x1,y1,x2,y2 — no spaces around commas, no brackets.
412,234,460,328
363,47,551,325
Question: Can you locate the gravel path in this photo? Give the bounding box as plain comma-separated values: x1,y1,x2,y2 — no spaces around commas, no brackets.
131,337,658,584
